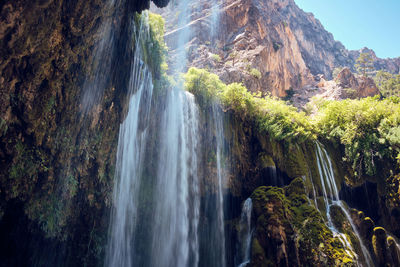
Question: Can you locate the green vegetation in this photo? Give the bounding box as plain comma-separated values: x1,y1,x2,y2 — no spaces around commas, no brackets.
251,178,355,265
343,87,357,98
138,12,168,79
313,96,400,176
185,67,400,177
375,70,400,97
184,67,315,143
210,53,221,62
355,52,374,77
249,68,262,79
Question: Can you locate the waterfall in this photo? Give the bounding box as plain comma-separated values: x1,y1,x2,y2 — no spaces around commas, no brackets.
315,142,373,266
105,1,229,264
81,0,121,114
236,198,252,267
212,103,227,267
149,88,200,267
105,13,154,267
210,0,222,38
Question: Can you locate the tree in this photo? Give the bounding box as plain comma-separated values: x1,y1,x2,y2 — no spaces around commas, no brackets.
229,51,238,66
375,71,400,97
355,52,374,77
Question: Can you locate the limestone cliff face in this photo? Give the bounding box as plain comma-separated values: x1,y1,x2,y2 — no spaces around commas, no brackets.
0,0,168,265
155,0,399,98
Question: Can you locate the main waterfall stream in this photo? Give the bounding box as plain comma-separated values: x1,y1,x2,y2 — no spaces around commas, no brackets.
105,6,227,266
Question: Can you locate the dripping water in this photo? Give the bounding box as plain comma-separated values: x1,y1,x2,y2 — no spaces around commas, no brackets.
315,142,373,266
236,198,252,267
212,103,228,267
149,88,200,267
81,0,122,114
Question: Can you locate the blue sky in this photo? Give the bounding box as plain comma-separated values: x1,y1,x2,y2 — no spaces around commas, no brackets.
294,0,400,59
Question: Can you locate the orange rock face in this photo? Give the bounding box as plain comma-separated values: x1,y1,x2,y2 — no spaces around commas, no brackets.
154,0,399,100
337,68,379,98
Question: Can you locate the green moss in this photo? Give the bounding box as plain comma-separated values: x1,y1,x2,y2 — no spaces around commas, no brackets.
258,153,275,168
250,179,355,265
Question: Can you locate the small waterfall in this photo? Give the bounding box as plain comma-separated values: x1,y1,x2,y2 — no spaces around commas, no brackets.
315,142,373,266
105,13,153,267
81,0,121,114
210,0,222,38
212,103,227,267
236,198,252,267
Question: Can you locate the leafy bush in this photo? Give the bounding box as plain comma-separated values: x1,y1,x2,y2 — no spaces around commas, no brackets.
313,96,400,176
249,68,262,79
185,68,400,177
184,67,314,142
210,53,221,62
184,67,225,107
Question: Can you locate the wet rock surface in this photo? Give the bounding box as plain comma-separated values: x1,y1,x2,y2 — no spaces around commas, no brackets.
0,0,169,265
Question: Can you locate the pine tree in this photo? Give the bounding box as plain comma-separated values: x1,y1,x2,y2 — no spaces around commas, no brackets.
355,52,374,77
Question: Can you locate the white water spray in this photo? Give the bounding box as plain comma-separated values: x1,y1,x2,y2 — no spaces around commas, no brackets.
315,142,373,266
105,14,154,267
237,198,252,267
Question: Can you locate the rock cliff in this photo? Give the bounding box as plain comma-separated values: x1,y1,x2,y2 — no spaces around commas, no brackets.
153,0,399,98
0,0,168,265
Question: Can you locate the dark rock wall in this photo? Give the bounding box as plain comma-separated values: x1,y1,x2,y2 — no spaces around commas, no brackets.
0,0,168,265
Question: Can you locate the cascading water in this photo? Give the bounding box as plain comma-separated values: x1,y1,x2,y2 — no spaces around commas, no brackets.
236,198,252,267
314,142,373,266
211,103,228,267
210,0,222,38
105,10,203,266
105,14,154,267
105,0,228,265
81,0,121,114
149,88,200,267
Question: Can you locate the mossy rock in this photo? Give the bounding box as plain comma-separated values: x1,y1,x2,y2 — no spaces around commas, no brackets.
372,227,388,265
360,217,375,242
258,152,275,168
250,179,356,266
330,205,348,232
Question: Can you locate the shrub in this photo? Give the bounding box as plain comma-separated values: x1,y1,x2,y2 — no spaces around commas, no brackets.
185,68,400,177
210,53,221,62
313,96,400,176
249,68,262,79
185,67,314,142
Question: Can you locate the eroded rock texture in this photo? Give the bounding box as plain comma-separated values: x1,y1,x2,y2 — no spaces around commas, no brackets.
154,0,399,98
0,0,168,265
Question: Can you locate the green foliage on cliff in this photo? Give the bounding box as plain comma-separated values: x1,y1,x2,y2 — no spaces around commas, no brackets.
313,96,400,176
137,12,168,79
375,71,400,97
185,68,400,177
184,67,315,143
